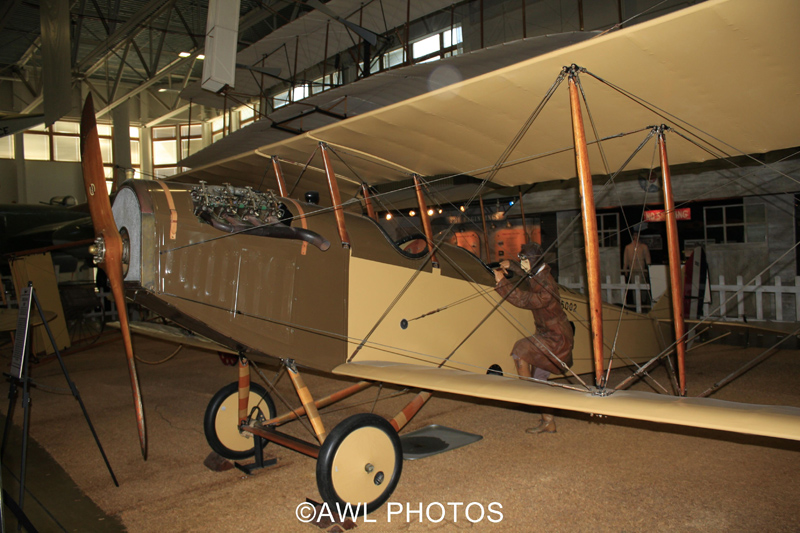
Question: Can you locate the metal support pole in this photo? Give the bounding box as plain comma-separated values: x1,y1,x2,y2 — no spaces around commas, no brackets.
286,360,327,443
658,127,687,395
480,0,484,49
413,175,438,267
320,143,351,248
522,0,527,38
569,70,605,387
271,156,288,197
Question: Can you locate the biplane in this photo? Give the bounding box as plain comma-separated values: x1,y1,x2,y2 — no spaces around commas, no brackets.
77,0,800,514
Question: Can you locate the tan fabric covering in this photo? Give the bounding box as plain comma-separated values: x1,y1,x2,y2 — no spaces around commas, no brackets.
333,360,800,441
179,0,800,197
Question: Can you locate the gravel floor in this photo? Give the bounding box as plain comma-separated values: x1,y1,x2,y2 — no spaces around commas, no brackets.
4,334,799,532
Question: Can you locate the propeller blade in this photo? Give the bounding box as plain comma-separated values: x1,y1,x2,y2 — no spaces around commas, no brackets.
306,0,378,46
80,94,147,460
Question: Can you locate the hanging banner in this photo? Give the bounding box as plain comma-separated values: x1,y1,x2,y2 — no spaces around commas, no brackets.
644,208,691,222
41,0,73,124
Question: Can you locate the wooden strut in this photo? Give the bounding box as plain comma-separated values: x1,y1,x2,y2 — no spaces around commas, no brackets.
390,391,432,432
361,183,378,221
264,381,373,427
237,355,250,427
658,128,687,395
569,72,605,388
413,175,438,267
286,360,327,443
271,156,288,197
518,188,530,244
242,425,320,459
479,195,491,261
320,142,351,248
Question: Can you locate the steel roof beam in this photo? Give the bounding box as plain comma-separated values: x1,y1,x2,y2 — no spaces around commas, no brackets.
151,0,177,75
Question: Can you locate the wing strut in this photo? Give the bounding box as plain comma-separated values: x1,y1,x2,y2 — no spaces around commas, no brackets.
320,142,351,248
479,195,491,260
413,175,438,267
361,183,378,221
568,67,605,388
657,127,687,395
271,156,288,197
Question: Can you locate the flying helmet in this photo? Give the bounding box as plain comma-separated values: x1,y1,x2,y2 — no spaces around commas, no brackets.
518,242,544,263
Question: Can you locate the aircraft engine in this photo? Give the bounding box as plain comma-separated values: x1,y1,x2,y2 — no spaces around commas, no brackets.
191,181,287,230
191,181,330,251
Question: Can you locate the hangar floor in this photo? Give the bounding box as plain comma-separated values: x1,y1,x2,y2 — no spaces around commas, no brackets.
1,333,799,531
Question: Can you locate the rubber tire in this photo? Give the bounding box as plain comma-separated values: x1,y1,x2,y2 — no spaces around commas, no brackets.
203,381,276,460
316,413,403,514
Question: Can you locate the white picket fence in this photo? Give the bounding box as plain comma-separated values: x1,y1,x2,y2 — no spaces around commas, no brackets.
558,275,653,314
558,274,800,323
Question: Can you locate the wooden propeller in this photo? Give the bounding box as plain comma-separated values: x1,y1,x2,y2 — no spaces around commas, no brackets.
80,94,147,459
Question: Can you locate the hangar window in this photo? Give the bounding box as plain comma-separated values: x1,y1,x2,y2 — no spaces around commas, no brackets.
313,71,341,94
180,124,203,160
23,127,49,160
273,89,290,109
410,26,463,64
597,213,619,247
572,212,619,248
292,85,309,101
211,115,226,142
704,203,766,244
152,125,178,178
413,34,440,59
384,48,405,69
239,104,257,128
130,127,141,179
0,135,13,159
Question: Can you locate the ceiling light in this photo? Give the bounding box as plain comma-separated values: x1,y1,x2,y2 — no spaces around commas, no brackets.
197,54,205,60
179,52,192,58
385,213,393,220
427,208,434,216
409,210,416,217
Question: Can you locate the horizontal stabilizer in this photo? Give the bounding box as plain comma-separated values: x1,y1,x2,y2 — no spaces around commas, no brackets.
333,361,800,441
108,321,236,354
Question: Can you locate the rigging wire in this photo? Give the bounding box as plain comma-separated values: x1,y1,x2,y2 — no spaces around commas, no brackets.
582,69,800,187
156,289,588,393
697,325,800,398
613,240,800,392
146,65,799,396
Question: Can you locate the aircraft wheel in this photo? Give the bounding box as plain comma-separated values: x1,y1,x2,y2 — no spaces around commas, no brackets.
316,413,402,514
203,382,276,460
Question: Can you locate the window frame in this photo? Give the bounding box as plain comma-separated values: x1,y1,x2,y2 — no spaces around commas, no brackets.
703,202,766,244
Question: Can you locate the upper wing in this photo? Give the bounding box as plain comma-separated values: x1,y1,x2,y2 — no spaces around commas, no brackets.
333,360,800,441
178,0,800,193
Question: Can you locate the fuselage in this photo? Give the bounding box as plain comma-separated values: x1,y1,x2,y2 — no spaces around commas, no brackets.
113,179,662,378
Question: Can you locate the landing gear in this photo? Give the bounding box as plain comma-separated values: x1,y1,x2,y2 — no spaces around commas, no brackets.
204,382,276,460
316,413,403,514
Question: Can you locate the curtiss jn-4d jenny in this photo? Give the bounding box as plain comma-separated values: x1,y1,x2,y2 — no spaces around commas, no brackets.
78,0,800,513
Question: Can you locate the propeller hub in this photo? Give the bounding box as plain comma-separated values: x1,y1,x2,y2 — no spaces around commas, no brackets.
89,236,106,265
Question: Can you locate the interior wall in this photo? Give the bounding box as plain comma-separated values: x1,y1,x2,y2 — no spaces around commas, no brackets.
22,160,85,205
0,160,17,203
